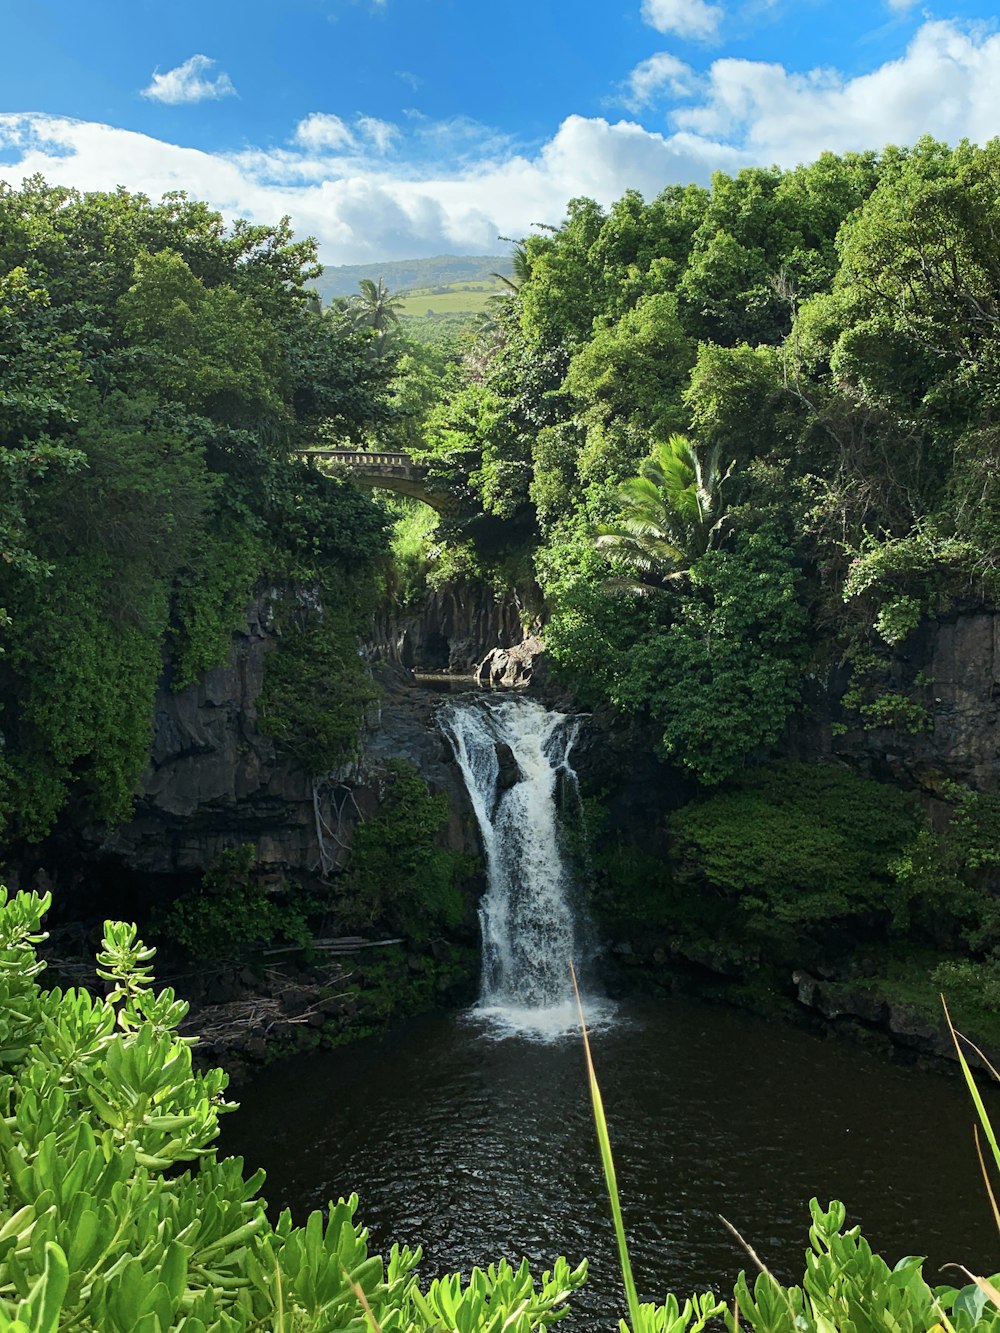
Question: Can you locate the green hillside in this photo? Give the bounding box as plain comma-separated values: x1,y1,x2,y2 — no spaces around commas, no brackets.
314,254,513,303
398,279,503,315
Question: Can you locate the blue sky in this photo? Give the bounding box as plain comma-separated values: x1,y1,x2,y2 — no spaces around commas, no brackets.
2,0,999,264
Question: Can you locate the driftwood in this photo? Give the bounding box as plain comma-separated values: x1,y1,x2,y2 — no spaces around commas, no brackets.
38,933,391,1063
261,936,403,957
179,993,352,1044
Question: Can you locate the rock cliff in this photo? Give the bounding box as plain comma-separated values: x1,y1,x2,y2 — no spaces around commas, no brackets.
787,605,1000,795
367,581,538,676
92,599,480,882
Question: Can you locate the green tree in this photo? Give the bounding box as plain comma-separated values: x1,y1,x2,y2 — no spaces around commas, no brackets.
616,528,808,784
351,276,404,358
596,434,732,590
564,291,694,484
0,179,392,843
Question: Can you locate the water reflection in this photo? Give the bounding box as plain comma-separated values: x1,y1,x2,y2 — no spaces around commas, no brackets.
222,996,998,1327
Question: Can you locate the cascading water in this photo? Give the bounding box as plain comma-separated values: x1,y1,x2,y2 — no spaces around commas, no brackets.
441,695,609,1037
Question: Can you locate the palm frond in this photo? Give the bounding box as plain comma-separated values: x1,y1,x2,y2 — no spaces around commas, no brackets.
593,433,736,587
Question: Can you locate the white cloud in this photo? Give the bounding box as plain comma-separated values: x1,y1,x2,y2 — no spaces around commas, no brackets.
356,116,400,153
672,20,1000,161
141,54,236,105
623,52,698,109
642,0,724,41
5,21,1000,265
0,111,736,263
294,112,356,151
293,112,398,155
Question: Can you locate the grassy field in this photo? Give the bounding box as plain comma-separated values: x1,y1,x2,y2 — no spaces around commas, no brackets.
314,254,513,303
397,279,505,315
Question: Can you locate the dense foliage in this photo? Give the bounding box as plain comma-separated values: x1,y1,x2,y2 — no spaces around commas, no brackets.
587,759,1000,1039
411,139,1000,784
0,178,393,845
335,760,471,941
0,888,586,1332
668,762,923,971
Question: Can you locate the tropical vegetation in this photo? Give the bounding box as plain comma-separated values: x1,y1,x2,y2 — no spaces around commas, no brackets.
3,886,1000,1332
3,141,1000,1330
0,887,586,1333
407,138,1000,787
0,177,392,849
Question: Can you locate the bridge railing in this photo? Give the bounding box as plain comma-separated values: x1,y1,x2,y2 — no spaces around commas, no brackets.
302,449,421,467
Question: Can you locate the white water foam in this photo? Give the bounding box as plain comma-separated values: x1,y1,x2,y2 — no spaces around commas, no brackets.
441,696,613,1039
470,997,618,1042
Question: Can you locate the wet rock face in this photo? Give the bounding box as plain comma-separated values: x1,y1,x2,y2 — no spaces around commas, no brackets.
917,610,1000,790
360,674,483,862
803,607,1000,794
570,709,689,855
68,594,1000,894
91,602,480,880
368,582,533,675
494,743,521,790
97,601,317,876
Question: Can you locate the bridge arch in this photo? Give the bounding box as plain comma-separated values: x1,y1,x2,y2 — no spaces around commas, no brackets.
299,449,458,514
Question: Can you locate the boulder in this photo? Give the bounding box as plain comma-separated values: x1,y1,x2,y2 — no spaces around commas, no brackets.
475,635,545,688
495,742,521,790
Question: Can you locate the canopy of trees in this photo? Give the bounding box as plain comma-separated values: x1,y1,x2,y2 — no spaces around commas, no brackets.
0,178,395,845
413,138,1000,784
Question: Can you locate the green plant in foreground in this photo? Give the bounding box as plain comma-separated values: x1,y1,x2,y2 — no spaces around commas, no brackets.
572,963,1000,1332
571,964,722,1333
0,886,586,1332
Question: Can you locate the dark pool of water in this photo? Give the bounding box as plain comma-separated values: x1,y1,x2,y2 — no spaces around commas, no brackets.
221,996,999,1327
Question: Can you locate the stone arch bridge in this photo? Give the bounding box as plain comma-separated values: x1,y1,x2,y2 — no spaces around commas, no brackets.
300,449,457,513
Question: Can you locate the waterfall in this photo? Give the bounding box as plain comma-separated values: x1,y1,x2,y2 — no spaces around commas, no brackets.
441,695,609,1037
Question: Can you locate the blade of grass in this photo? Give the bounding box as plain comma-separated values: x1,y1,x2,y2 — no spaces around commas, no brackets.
717,1216,778,1285
718,1214,800,1325
941,996,1000,1178
974,1125,1000,1238
570,962,644,1333
928,1292,960,1333
274,1253,285,1333
946,1021,1000,1086
344,1266,384,1333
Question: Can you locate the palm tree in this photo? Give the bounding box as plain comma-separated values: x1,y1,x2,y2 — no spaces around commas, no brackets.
351,277,404,356
596,434,733,592
490,237,531,293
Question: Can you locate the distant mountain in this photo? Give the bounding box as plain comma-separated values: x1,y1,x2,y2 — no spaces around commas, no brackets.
313,254,513,302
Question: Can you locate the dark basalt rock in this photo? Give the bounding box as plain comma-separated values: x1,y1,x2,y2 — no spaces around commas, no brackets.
789,605,1000,795
367,581,536,675
495,742,521,790
80,600,482,884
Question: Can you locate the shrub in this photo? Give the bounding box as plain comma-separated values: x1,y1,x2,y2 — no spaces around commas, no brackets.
337,760,471,941
0,886,586,1332
155,846,312,961
671,762,918,953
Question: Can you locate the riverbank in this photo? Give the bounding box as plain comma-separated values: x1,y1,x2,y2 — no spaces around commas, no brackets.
40,921,478,1085
600,934,1000,1075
